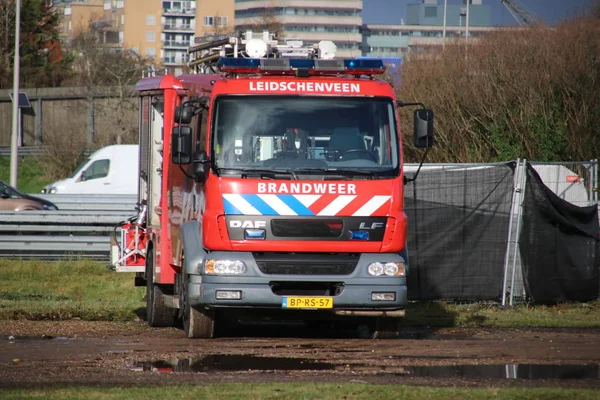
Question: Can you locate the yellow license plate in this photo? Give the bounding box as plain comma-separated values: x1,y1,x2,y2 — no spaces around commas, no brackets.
282,297,333,309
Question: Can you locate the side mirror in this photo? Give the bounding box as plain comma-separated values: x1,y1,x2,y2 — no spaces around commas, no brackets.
174,105,195,124
80,170,88,181
0,192,10,199
414,109,434,148
192,150,209,183
172,126,193,164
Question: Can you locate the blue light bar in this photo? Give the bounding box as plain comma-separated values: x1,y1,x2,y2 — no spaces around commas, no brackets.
217,57,261,71
217,58,385,75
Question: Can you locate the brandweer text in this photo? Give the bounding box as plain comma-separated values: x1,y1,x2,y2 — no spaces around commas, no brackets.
257,182,357,194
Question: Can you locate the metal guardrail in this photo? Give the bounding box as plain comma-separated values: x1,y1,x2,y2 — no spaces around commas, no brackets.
36,194,138,212
0,146,45,157
0,195,138,261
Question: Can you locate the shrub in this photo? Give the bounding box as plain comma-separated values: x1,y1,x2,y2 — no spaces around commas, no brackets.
398,11,600,163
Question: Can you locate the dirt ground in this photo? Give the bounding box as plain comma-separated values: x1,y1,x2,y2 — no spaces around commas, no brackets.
0,320,599,389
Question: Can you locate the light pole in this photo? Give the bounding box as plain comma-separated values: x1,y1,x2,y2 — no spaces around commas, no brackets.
442,0,448,48
465,0,470,40
10,0,21,188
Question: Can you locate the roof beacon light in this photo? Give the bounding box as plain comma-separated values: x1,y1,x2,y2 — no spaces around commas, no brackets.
318,41,337,60
217,57,385,75
246,38,268,58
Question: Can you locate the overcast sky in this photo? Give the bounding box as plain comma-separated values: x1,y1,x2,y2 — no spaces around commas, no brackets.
361,0,595,25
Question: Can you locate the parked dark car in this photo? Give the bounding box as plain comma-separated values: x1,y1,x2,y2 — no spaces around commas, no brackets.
0,181,58,211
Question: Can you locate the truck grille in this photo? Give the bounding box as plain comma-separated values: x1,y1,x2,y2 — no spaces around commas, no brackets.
254,253,358,275
271,219,343,238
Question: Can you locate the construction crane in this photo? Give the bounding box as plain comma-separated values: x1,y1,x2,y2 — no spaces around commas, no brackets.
500,0,538,26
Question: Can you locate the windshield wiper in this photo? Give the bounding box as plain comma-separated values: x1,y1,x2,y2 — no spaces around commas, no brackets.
292,168,382,179
216,167,298,180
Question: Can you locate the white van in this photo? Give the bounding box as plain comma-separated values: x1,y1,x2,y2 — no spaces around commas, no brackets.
42,145,139,195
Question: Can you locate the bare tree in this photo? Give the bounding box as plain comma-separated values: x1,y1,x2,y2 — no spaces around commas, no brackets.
249,6,283,38
398,12,600,164
66,23,150,145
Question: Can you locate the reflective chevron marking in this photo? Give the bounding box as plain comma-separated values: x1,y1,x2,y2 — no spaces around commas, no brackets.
222,194,390,216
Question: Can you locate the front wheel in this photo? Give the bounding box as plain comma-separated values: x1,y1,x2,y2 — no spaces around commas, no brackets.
146,248,177,327
182,271,216,338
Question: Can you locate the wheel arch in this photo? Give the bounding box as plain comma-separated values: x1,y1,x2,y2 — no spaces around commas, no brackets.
181,220,206,275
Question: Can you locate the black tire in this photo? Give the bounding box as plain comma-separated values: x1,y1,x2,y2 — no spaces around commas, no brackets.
182,271,216,338
371,317,401,339
146,248,177,327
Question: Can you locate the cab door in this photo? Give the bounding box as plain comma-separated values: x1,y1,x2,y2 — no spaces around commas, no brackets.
70,158,112,193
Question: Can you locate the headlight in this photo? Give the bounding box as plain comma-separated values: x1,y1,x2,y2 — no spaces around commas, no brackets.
42,204,58,210
205,260,247,275
367,262,404,277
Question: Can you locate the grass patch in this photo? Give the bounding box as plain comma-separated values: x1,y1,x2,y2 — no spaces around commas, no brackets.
0,258,599,328
0,156,52,193
405,301,600,329
1,384,598,400
0,259,144,321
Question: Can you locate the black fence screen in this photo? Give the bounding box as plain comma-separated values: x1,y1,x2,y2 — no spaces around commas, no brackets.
518,164,600,304
404,163,514,301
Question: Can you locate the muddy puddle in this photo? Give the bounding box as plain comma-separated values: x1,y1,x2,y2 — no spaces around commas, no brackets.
126,354,599,380
1,335,71,341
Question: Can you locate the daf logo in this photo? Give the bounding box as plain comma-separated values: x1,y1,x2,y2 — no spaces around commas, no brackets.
230,220,267,229
359,222,385,230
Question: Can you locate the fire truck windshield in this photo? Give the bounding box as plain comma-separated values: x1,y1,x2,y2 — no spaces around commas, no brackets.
212,96,400,177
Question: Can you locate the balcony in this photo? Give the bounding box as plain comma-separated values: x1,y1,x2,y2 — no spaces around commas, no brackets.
163,40,191,49
235,0,362,12
236,14,362,27
163,57,190,66
163,24,193,32
163,8,195,17
282,31,362,43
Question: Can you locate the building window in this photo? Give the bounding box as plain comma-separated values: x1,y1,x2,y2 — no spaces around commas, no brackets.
147,31,156,42
119,31,124,44
116,0,124,9
64,5,71,15
216,16,228,27
146,47,156,58
146,15,155,25
425,6,437,18
121,15,125,25
68,21,72,31
203,16,214,26
104,0,110,10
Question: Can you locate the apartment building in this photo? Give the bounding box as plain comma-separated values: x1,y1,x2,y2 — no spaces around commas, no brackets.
362,0,496,58
49,0,234,72
362,24,501,58
234,0,363,58
49,0,105,38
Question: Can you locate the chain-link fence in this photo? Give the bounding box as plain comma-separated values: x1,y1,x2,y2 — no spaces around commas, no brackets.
508,160,599,305
404,163,514,302
405,160,599,305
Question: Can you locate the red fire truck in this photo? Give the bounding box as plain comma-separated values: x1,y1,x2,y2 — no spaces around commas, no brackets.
111,32,433,339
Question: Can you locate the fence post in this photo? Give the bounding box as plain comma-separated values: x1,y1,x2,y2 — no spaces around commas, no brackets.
594,159,598,204
34,99,42,145
502,159,521,306
87,97,95,144
509,159,528,306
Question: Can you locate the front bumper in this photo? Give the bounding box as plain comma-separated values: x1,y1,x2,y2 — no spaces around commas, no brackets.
187,252,408,317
